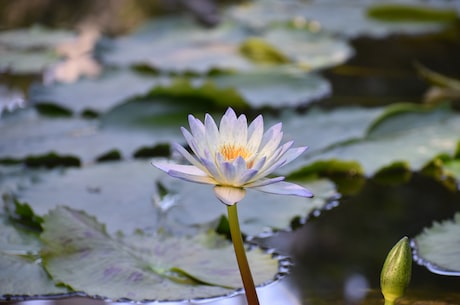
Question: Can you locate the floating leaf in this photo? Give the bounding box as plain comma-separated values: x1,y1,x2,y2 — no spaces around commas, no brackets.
0,50,60,74
11,160,335,236
41,206,278,301
103,15,352,73
227,0,456,38
287,104,460,176
104,17,254,73
274,106,387,174
414,212,460,276
158,176,336,237
29,70,162,114
0,108,182,164
0,252,67,296
258,26,353,70
367,4,458,23
194,71,330,108
0,26,75,50
0,212,66,296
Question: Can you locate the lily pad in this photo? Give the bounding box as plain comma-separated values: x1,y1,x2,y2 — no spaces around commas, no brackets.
190,70,330,108
273,106,387,174
157,176,336,237
414,212,460,276
0,212,66,296
0,252,67,296
227,0,457,38
103,17,254,73
29,69,163,114
285,103,460,176
0,108,182,164
12,160,335,236
258,26,353,71
41,206,278,301
103,15,352,73
0,49,60,74
367,4,458,23
0,26,75,50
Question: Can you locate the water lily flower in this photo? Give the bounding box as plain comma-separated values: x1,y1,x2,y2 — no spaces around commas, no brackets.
154,108,313,205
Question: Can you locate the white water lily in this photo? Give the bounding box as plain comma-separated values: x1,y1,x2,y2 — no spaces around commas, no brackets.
154,108,313,205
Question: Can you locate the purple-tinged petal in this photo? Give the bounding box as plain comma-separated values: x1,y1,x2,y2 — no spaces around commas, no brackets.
281,146,308,165
221,161,237,184
214,185,246,205
169,171,216,185
172,143,203,169
251,156,267,172
188,114,205,139
252,181,314,198
236,168,259,185
181,127,203,157
200,157,225,182
232,156,250,185
245,176,285,188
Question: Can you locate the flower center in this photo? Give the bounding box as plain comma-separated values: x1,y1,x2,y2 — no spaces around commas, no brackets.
220,144,251,164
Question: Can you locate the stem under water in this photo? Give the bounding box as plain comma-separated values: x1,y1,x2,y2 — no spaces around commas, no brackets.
227,203,260,305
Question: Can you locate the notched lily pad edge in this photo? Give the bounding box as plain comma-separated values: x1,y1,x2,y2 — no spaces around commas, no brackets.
411,239,460,277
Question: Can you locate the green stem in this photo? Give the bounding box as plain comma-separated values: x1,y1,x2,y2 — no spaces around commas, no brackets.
384,300,395,305
227,204,260,305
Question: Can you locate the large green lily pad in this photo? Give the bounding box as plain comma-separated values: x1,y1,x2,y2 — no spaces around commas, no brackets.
29,70,163,114
0,49,61,74
11,160,335,236
284,104,460,176
414,212,460,276
41,206,278,301
227,0,457,38
0,213,66,296
104,17,254,73
0,26,76,74
0,108,183,164
171,71,331,108
0,26,75,50
103,15,352,73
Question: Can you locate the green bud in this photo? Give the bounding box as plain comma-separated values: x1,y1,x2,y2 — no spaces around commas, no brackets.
380,236,412,305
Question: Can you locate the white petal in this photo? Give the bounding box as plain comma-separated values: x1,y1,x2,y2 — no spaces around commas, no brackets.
258,123,283,157
214,185,246,205
234,114,248,147
181,127,204,157
172,143,204,170
153,162,216,185
282,146,308,164
204,113,220,151
252,181,314,198
220,108,238,142
247,115,264,152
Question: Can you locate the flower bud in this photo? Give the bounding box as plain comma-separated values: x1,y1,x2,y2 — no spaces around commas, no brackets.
380,236,412,305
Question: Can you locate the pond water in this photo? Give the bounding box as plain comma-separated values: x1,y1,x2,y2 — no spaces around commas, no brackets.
2,1,460,305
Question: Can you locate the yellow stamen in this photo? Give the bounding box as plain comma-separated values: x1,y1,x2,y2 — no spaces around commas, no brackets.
220,144,250,161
